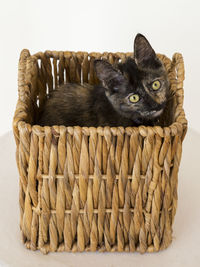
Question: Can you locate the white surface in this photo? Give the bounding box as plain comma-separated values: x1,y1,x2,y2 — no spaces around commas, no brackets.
0,128,200,267
1,0,200,135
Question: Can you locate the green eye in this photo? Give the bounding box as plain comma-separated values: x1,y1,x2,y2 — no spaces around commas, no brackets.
129,94,140,103
152,80,161,90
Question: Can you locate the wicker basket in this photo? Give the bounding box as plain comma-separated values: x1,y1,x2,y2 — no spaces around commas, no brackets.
13,49,187,254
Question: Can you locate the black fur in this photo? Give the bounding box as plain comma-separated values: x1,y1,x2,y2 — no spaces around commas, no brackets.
38,34,169,127
38,83,133,127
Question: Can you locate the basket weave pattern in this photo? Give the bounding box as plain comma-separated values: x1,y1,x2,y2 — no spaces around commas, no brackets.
13,49,187,254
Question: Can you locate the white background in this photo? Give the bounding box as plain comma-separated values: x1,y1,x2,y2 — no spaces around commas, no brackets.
0,0,200,136
1,1,200,266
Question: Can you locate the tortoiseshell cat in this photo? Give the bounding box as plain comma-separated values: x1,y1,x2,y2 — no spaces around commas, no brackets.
38,34,169,127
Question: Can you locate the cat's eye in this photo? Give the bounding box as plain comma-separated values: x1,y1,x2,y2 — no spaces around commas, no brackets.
152,80,161,90
129,94,140,103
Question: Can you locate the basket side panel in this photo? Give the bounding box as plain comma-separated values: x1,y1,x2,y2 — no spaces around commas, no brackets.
18,125,186,253
14,51,187,253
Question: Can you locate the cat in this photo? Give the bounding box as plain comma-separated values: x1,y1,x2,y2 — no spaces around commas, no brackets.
38,34,170,127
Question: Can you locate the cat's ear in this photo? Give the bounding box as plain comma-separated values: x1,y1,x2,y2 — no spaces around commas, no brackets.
134,33,161,69
94,59,125,89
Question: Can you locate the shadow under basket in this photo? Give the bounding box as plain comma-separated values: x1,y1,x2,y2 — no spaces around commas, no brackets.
13,49,187,254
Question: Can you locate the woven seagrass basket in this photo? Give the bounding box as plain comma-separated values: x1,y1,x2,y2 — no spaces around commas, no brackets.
13,49,187,254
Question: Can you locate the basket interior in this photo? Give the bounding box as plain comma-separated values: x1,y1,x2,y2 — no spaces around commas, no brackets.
24,51,176,127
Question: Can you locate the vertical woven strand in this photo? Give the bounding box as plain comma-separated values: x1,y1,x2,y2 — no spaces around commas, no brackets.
40,127,51,250
105,127,115,209
132,127,146,252
123,179,132,251
83,178,94,249
141,127,155,250
56,126,67,244
27,128,39,207
81,52,89,83
22,127,39,249
53,57,58,89
114,127,124,174
30,129,44,250
73,52,82,83
64,128,74,202
110,181,119,249
18,124,31,244
94,127,103,246
93,127,103,209
44,51,54,94
69,54,76,83
89,127,97,175
97,170,106,246
76,128,89,251
127,128,137,174
63,128,74,251
104,128,115,251
143,131,155,247
148,130,163,252
72,126,82,174
159,128,172,250
71,179,80,251
102,134,108,174
131,131,142,209
58,52,64,85
170,130,183,224
90,213,98,251
117,133,129,251
79,128,89,208
18,124,31,194
23,190,33,246
63,52,71,83
49,127,59,251
31,209,39,251
118,133,129,208
88,128,97,250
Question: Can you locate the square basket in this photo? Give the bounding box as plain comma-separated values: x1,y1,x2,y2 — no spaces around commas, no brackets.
13,49,187,254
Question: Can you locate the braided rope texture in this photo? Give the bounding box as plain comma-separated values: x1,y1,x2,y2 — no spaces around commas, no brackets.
13,50,187,254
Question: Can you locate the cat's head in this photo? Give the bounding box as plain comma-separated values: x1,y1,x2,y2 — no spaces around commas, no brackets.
94,33,170,125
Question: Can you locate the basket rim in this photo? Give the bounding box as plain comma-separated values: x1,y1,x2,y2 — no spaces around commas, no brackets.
13,49,188,140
